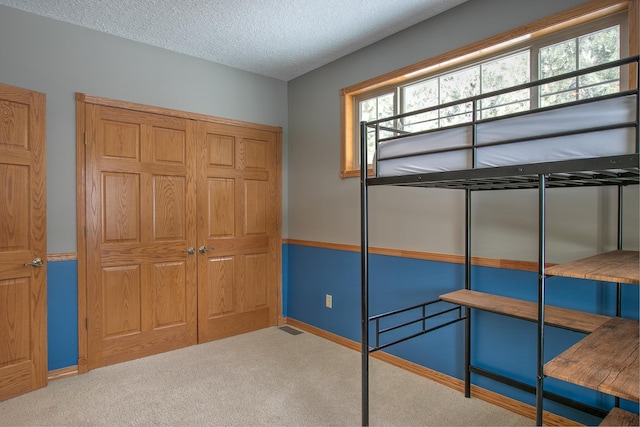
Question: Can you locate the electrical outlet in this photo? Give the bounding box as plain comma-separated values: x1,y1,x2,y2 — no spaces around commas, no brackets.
325,294,332,308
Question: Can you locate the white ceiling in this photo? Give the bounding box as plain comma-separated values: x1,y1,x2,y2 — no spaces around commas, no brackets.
0,0,467,81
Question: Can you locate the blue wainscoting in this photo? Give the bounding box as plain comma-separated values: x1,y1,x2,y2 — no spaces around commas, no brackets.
282,243,289,318
47,259,79,371
285,243,639,425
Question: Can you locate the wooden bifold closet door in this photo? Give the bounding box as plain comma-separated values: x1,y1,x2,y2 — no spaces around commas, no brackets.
196,121,279,343
80,96,281,370
84,104,198,369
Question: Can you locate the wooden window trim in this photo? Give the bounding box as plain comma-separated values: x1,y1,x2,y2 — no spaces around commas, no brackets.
340,0,638,178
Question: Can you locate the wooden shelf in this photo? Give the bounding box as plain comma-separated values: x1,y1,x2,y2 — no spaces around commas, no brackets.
599,407,639,426
546,250,639,285
545,317,639,403
439,289,611,333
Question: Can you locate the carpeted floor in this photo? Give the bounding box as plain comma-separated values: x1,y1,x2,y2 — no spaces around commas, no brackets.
0,326,533,426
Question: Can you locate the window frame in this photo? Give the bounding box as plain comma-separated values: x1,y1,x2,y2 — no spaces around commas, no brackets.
340,0,638,178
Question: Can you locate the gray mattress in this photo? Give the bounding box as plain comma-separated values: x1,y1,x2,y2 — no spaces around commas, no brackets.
375,94,638,177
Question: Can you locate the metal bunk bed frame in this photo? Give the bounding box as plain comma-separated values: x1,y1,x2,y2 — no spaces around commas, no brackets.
359,56,640,426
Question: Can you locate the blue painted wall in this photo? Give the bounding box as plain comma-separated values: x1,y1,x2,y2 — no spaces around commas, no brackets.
282,244,289,318
286,243,639,424
46,259,78,371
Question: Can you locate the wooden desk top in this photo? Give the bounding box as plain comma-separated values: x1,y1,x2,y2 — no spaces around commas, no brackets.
545,317,639,402
546,250,639,285
600,407,639,426
439,289,611,333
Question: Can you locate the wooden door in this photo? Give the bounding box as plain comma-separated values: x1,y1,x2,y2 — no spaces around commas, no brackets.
85,104,197,369
0,83,47,400
196,121,280,343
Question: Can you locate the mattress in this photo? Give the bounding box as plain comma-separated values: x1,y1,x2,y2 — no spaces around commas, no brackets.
375,94,638,177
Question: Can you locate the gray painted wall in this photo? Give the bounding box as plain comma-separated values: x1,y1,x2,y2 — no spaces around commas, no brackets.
287,0,639,263
1,1,638,262
0,5,288,253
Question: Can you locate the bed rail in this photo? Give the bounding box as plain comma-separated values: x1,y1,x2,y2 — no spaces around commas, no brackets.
368,298,465,352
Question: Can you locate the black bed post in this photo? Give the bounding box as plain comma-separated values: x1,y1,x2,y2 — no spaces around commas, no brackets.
465,98,478,400
616,185,624,319
535,174,546,426
360,121,370,427
464,188,471,398
614,185,624,408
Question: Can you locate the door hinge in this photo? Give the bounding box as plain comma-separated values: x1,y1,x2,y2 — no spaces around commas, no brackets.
84,132,87,145
85,318,88,330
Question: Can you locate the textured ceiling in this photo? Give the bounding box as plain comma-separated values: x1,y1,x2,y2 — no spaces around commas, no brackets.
0,0,467,81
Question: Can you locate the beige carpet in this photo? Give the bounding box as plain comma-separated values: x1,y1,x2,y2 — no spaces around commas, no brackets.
0,326,533,426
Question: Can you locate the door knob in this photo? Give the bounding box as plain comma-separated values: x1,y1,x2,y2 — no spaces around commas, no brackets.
24,257,44,267
184,247,196,255
198,246,213,254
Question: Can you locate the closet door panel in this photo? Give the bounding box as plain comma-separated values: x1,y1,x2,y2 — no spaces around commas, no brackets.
150,260,188,328
152,175,186,240
102,172,140,243
101,264,142,338
197,122,279,343
208,178,235,237
206,255,235,317
85,105,197,369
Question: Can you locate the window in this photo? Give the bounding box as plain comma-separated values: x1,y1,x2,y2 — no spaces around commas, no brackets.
340,2,636,178
396,50,531,131
539,25,621,106
360,92,395,165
